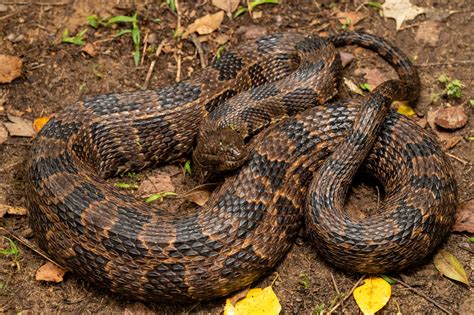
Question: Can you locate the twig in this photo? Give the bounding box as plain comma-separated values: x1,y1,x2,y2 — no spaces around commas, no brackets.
328,274,365,314
1,1,69,5
0,11,18,21
445,152,468,165
418,60,474,67
140,29,149,66
175,49,182,82
0,227,65,269
393,277,452,314
329,272,343,307
143,39,167,89
190,34,207,68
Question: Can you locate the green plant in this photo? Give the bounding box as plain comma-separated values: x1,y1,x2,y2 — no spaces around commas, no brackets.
0,237,21,271
145,191,177,203
108,13,141,66
438,74,464,98
359,82,372,91
299,272,310,290
166,0,176,13
340,17,352,30
234,0,279,18
183,160,192,175
61,28,87,45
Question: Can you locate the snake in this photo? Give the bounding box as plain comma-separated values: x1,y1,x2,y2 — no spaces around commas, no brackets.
26,31,458,301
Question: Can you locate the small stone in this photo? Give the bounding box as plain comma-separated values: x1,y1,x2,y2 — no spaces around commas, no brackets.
0,4,8,12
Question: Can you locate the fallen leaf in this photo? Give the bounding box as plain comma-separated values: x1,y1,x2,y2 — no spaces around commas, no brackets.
382,0,427,31
214,33,230,45
339,52,354,67
33,116,51,133
452,199,474,233
0,123,7,144
224,286,281,315
434,105,468,130
343,77,364,96
122,302,154,315
35,262,66,283
3,114,35,137
212,0,240,13
138,172,175,197
353,277,391,315
228,288,250,305
396,102,415,116
433,249,470,285
357,68,389,89
336,11,366,30
81,43,97,57
183,11,225,38
236,25,268,39
182,184,216,206
251,11,263,19
0,54,22,83
415,21,442,46
0,204,28,217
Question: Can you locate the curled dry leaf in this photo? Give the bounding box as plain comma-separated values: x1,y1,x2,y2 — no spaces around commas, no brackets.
81,43,97,57
0,123,7,144
434,105,468,130
353,277,392,315
35,262,66,283
3,114,35,137
382,0,427,31
122,302,154,315
212,0,240,13
183,11,225,38
415,21,442,46
433,249,470,285
0,54,22,83
452,199,474,233
182,184,215,206
0,204,28,218
339,52,354,67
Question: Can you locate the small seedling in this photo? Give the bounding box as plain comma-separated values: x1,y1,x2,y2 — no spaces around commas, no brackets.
438,74,464,98
469,99,474,106
359,83,372,91
234,0,280,18
0,237,21,271
367,1,382,9
299,272,310,290
145,191,177,203
313,304,325,315
62,28,87,46
87,15,106,28
216,45,225,59
468,237,474,243
340,17,352,30
166,0,176,13
183,160,192,175
108,13,141,66
381,274,397,285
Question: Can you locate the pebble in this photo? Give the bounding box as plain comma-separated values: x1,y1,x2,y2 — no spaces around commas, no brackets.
0,4,8,12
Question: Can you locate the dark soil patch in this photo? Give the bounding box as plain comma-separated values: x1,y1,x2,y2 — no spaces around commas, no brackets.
1,1,472,314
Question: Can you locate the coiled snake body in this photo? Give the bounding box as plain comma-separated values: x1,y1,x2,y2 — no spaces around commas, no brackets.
27,32,457,301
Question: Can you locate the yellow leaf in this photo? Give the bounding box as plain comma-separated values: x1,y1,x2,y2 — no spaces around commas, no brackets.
433,249,470,285
396,102,415,116
353,277,391,315
33,116,51,132
224,286,281,315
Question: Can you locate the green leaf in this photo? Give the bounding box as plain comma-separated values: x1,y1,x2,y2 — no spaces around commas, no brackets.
380,274,397,285
87,15,99,28
145,192,177,203
216,45,225,59
367,1,382,9
114,182,138,189
115,29,132,37
0,237,19,256
359,83,372,91
438,74,450,84
234,6,248,17
299,273,310,289
61,28,87,46
248,0,279,11
433,249,470,285
153,17,161,24
133,49,141,66
108,15,137,24
183,160,192,175
467,237,474,243
166,0,176,13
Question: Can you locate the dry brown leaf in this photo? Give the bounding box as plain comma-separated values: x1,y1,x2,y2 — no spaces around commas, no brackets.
122,302,154,315
0,54,22,83
228,288,250,306
0,204,28,217
138,172,175,197
453,199,474,233
415,21,442,46
336,11,366,30
35,262,66,283
339,52,354,67
434,105,468,130
343,77,364,95
214,33,230,45
356,68,389,89
382,0,427,31
81,43,97,57
236,25,268,39
212,0,240,13
182,184,215,206
3,114,35,137
0,123,7,144
433,249,470,285
183,11,225,38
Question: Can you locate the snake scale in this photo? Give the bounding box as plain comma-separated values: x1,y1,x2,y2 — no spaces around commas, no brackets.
26,31,457,301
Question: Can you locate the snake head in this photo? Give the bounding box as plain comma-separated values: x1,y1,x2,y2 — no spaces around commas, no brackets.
193,125,249,174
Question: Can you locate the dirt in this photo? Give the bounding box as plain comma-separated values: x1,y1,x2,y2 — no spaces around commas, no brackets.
0,0,473,314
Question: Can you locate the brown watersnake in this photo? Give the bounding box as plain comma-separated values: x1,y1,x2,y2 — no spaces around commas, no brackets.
26,32,457,301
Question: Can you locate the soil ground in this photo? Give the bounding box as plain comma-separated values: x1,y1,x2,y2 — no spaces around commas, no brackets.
0,0,473,314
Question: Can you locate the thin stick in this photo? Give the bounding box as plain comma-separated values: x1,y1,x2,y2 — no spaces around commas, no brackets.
190,34,207,68
445,152,468,165
394,277,452,314
0,227,65,269
143,39,167,89
0,11,18,21
328,274,365,314
329,272,343,307
2,1,69,5
418,60,474,67
140,29,149,66
175,50,182,82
